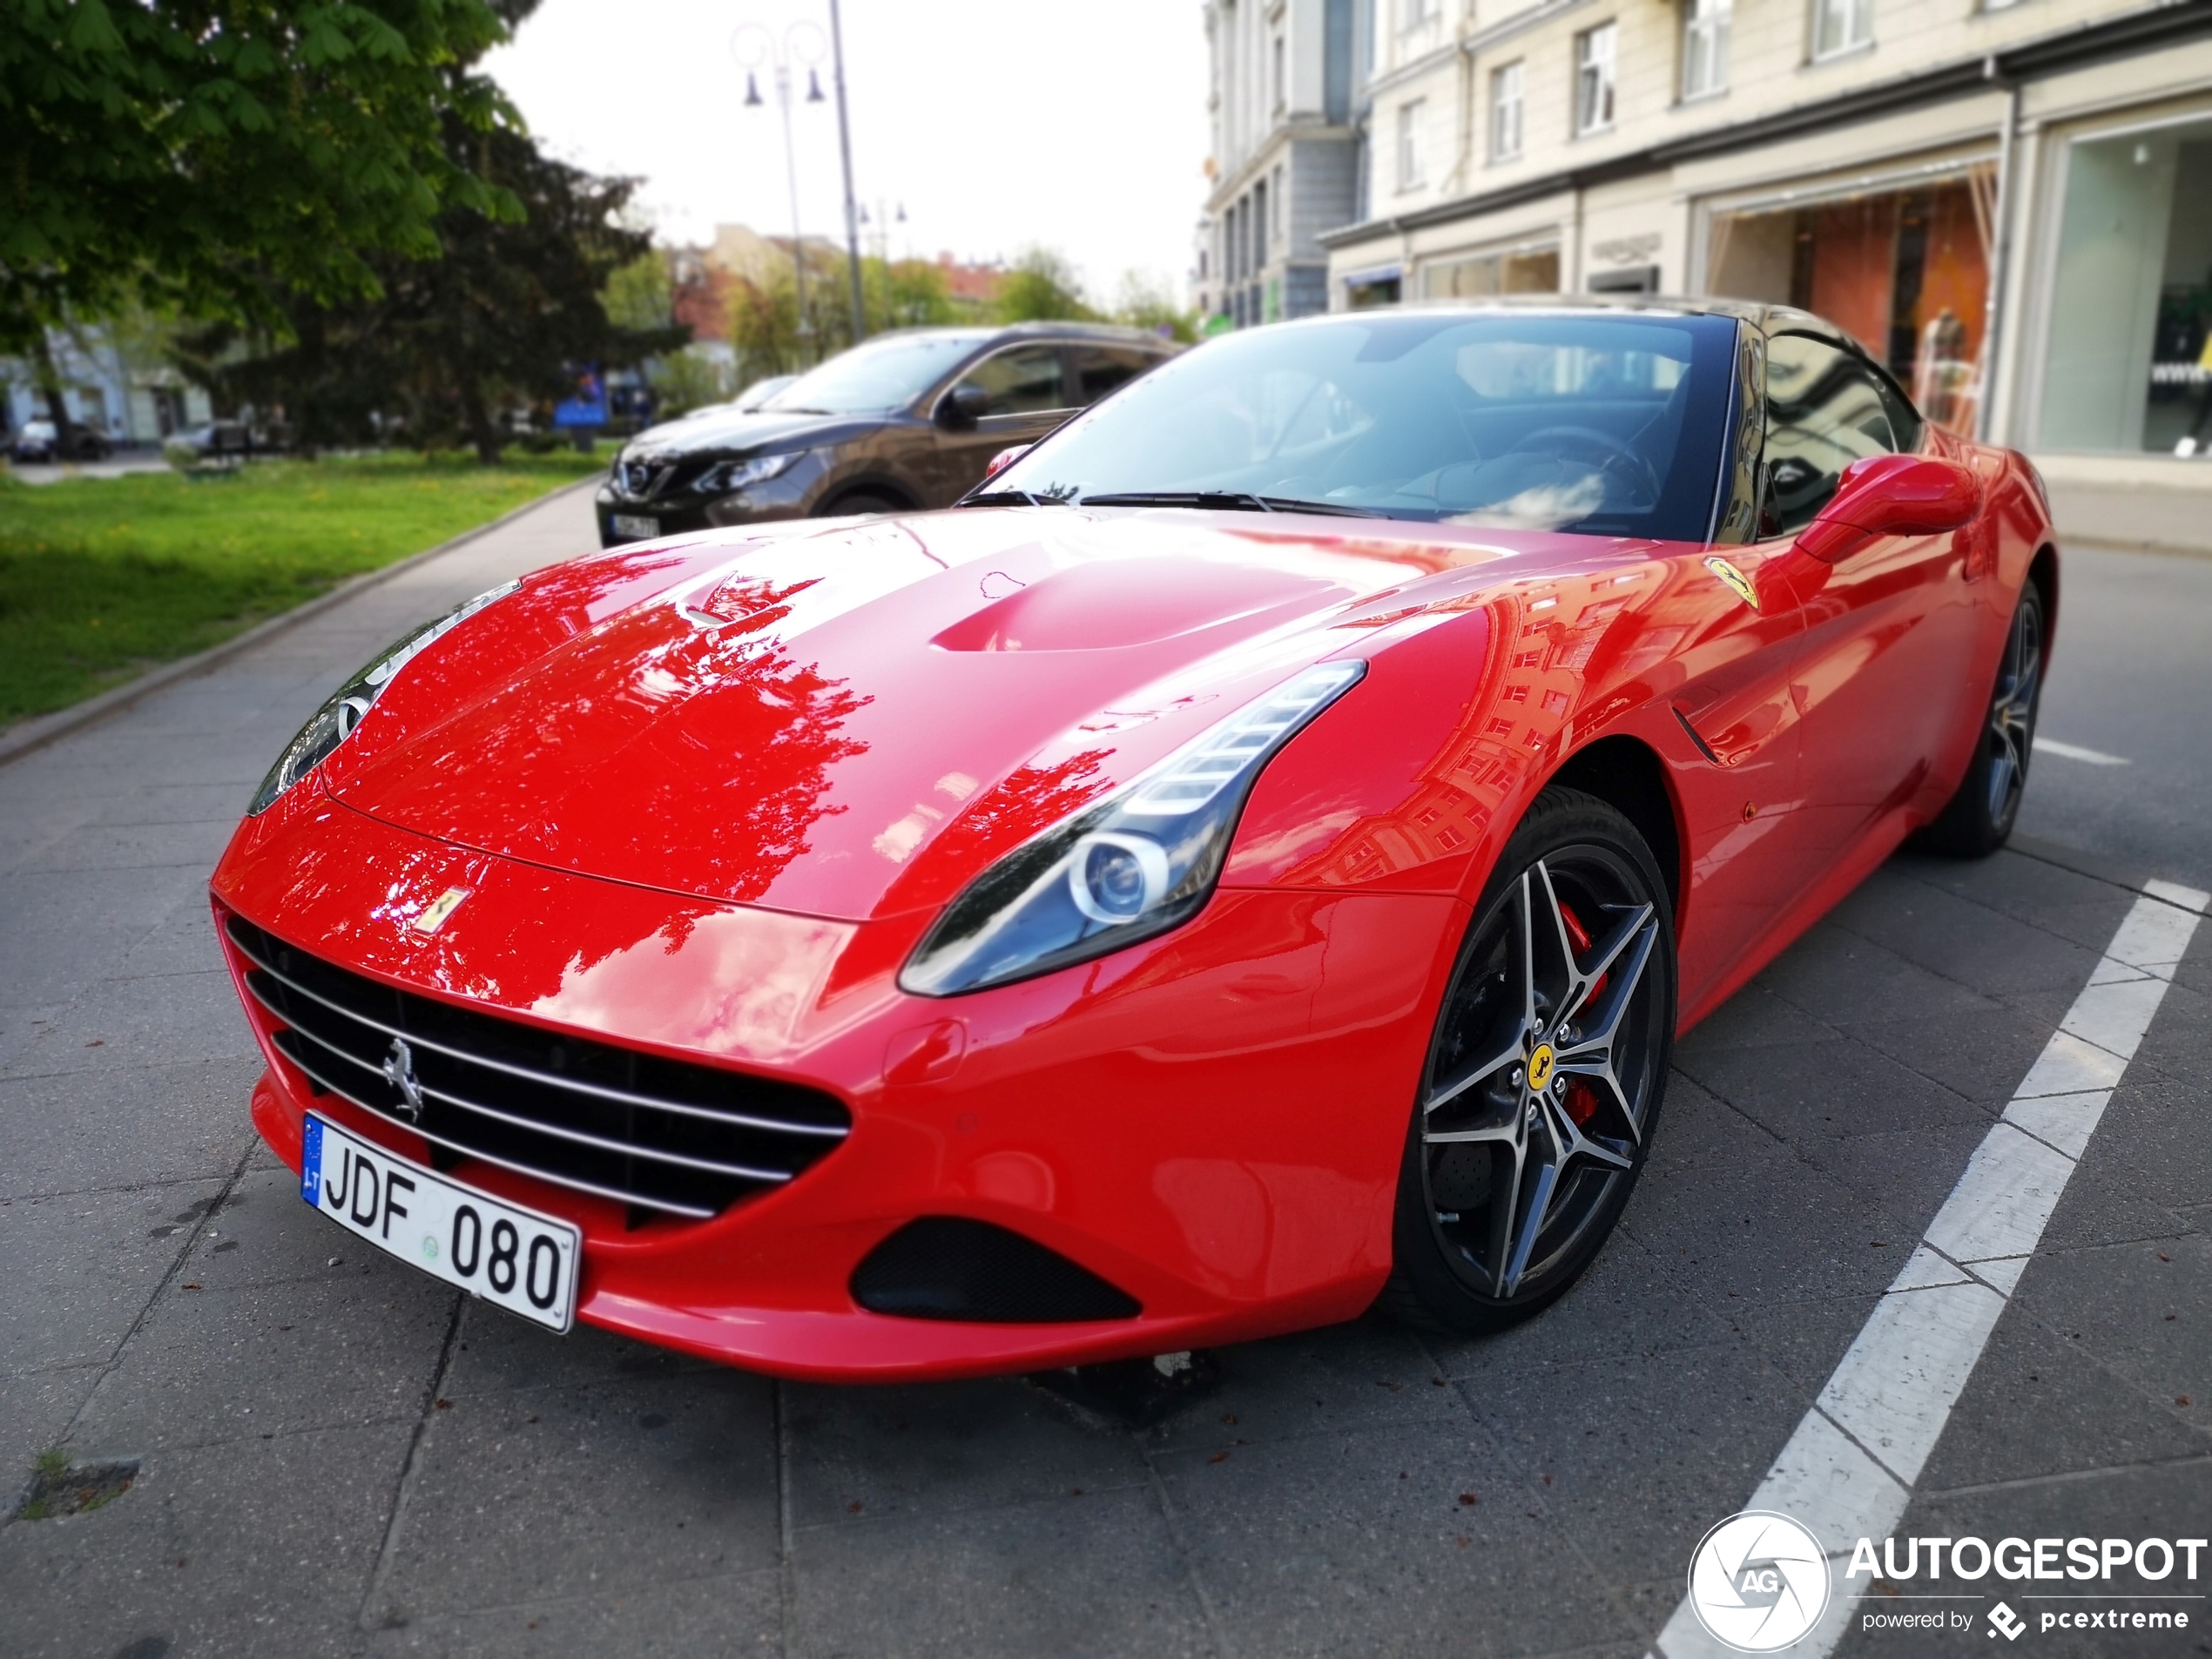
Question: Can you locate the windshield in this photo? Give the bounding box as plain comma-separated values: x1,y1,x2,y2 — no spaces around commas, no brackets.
987,311,1740,540
763,331,991,415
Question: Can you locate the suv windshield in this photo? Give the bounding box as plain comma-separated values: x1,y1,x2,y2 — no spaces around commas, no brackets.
987,311,1740,540
764,331,993,415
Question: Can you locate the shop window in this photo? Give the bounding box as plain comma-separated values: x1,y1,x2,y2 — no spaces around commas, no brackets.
1345,274,1403,310
1421,246,1561,299
1705,164,1995,435
2039,119,2212,456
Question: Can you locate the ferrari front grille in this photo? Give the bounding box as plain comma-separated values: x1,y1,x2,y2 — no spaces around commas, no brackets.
223,914,850,1220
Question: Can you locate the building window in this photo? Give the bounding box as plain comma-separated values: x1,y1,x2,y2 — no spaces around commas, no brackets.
1397,99,1426,190
1252,179,1269,269
1272,33,1286,112
1272,164,1285,239
1491,61,1524,161
1575,24,1617,136
1811,0,1873,59
1682,0,1730,100
1401,0,1436,29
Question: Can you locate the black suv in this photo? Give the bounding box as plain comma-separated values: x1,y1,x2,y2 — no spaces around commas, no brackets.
595,322,1177,546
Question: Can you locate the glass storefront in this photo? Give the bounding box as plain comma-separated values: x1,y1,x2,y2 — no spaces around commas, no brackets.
2038,116,2212,456
1421,244,1560,299
1705,165,1995,435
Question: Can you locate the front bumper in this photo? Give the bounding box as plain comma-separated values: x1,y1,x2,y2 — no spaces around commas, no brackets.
213,786,1463,1380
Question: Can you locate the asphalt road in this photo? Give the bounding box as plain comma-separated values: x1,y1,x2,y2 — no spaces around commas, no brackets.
1,495,2206,1659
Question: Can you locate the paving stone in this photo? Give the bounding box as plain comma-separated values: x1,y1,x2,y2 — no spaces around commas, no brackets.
1156,1416,1627,1656
71,1261,455,1452
1838,1003,2072,1103
1827,873,2107,997
1795,1121,1999,1238
0,867,199,1012
1432,1230,1740,1381
787,1372,1150,1527
0,1182,219,1372
1753,921,2005,1027
1676,986,1844,1055
0,1420,413,1659
0,1366,102,1490
1466,1341,1810,1594
792,1483,1209,1658
15,968,259,1082
10,819,235,877
1674,1036,1989,1147
372,1367,779,1622
1912,1295,2203,1492
2009,1236,2212,1440
438,1292,718,1399
0,1060,262,1200
1144,1315,1460,1453
366,1566,782,1656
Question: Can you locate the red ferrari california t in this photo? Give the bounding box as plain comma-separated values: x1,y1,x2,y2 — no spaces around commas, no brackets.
212,300,2054,1379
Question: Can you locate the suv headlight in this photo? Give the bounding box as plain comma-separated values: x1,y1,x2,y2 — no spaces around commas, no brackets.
900,660,1366,996
246,579,519,816
699,451,805,495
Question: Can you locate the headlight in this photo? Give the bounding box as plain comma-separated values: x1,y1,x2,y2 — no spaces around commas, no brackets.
899,660,1366,996
699,451,805,495
246,579,519,816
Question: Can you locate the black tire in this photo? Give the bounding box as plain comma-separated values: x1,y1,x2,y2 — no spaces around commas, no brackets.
1920,582,2045,858
822,491,902,518
1380,787,1676,1336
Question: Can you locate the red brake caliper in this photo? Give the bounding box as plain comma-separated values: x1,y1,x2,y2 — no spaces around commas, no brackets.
1558,903,1603,1128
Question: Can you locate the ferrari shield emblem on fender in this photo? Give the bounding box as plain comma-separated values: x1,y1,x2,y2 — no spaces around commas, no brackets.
412,887,470,935
1703,556,1760,610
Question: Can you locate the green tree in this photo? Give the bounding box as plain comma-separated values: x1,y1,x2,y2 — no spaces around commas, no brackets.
602,253,675,334
992,248,1100,324
1112,271,1197,344
191,118,682,460
2,0,523,442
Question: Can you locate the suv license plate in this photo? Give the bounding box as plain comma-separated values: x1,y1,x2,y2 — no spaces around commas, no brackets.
611,513,659,538
301,1114,579,1332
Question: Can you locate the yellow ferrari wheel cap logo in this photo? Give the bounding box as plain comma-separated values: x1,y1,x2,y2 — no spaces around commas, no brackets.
1527,1043,1556,1092
412,887,470,935
1704,556,1760,610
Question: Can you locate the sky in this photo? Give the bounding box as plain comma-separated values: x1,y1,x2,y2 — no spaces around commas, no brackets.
483,0,1213,305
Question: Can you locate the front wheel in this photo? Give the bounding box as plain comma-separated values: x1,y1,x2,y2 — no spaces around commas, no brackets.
1380,789,1676,1336
1921,582,2045,858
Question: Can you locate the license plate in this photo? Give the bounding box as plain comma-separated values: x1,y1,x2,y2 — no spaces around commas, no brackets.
301,1114,580,1333
610,513,659,539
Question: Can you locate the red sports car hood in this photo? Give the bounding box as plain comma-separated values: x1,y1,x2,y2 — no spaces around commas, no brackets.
322,507,1583,921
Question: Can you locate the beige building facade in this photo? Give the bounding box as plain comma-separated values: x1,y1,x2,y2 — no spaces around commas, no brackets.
1318,0,2212,478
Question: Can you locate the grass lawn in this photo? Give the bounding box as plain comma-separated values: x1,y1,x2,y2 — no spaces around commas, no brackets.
0,449,605,725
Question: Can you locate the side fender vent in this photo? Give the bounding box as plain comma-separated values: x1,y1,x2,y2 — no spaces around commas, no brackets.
851,1217,1141,1324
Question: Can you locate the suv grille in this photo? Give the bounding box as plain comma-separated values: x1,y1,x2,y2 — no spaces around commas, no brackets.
225,914,849,1219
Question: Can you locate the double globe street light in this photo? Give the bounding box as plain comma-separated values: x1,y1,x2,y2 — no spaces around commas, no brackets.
732,3,867,364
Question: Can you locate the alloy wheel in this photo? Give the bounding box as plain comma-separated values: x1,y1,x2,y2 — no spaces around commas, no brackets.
1983,591,2043,828
1419,849,1665,1300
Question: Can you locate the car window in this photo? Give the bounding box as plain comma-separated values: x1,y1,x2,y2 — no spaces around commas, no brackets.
1760,333,1905,536
1069,346,1161,405
954,346,1069,416
987,312,1740,541
765,331,992,415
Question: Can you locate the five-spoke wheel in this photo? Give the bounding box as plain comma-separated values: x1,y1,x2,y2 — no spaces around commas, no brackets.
1924,582,2046,858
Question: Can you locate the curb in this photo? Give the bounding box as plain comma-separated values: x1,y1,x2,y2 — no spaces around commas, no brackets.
0,475,599,770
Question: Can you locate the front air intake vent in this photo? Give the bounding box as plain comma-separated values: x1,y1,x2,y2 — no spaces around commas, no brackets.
223,913,849,1219
851,1217,1141,1323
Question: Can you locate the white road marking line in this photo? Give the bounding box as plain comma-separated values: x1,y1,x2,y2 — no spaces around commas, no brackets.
1649,878,2209,1659
2033,736,2130,765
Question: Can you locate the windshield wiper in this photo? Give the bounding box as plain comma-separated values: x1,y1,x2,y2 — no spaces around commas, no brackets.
958,489,1053,508
1077,491,1385,518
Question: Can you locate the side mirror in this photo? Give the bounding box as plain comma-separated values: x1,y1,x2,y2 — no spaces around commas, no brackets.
934,384,992,431
982,443,1031,482
1797,454,1979,562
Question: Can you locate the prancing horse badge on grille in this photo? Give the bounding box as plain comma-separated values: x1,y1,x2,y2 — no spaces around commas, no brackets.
383,1036,426,1120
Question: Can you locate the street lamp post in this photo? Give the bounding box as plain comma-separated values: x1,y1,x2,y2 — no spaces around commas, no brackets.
734,22,828,367
827,0,867,347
